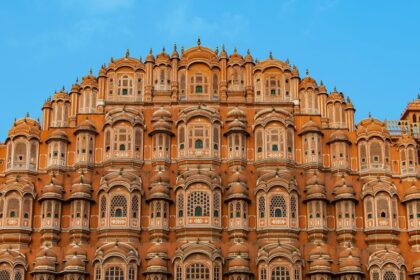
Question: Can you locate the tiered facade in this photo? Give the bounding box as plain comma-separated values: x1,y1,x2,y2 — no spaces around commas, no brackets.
1,41,420,280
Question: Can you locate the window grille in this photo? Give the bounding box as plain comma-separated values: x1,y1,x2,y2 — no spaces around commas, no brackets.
186,263,209,280
105,266,124,280
259,196,266,218
110,196,127,217
271,266,290,280
187,192,210,217
270,195,287,217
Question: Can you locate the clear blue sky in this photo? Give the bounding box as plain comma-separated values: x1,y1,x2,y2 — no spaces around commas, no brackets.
0,0,419,141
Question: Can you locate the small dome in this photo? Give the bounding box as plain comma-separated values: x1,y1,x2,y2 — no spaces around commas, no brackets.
155,49,170,64
327,130,350,144
300,75,317,89
147,257,167,267
80,71,98,88
356,117,390,138
46,129,69,143
228,118,246,130
145,49,155,63
244,49,254,63
75,119,97,134
8,116,41,139
227,242,249,255
332,176,355,201
146,242,168,256
226,182,248,200
65,256,85,269
299,120,322,135
152,107,172,120
227,107,246,120
151,170,170,184
228,169,247,184
229,257,249,268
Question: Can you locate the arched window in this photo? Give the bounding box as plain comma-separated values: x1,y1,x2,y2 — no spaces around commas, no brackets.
259,196,266,218
370,141,383,167
14,142,27,167
270,195,287,217
195,139,203,149
177,192,184,218
360,142,367,170
0,270,10,280
131,195,139,218
14,271,22,280
186,263,209,280
383,271,397,280
271,266,290,280
105,266,124,280
187,192,209,217
7,198,20,218
118,75,133,96
95,264,102,280
110,196,127,217
100,195,107,219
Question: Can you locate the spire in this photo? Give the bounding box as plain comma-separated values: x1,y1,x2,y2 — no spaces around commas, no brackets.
269,51,273,59
334,85,337,92
197,36,201,46
149,48,153,54
215,45,219,55
247,49,250,55
181,46,184,55
173,43,177,51
125,48,130,58
234,47,237,53
320,80,324,86
306,69,309,76
368,112,372,118
162,46,165,53
89,68,93,75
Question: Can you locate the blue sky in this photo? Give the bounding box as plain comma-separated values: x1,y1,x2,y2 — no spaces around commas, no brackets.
0,0,419,141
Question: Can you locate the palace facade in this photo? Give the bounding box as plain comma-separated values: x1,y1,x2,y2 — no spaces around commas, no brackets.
0,41,419,280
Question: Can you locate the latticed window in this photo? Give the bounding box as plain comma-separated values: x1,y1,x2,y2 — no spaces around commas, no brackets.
370,141,383,165
179,126,185,150
190,73,208,95
186,263,209,280
294,267,300,280
270,195,287,217
360,143,367,169
372,272,379,280
23,197,31,219
95,265,101,280
105,266,124,280
256,129,263,154
100,196,107,218
271,266,290,280
14,271,22,280
110,196,127,217
131,195,139,218
128,266,135,280
187,192,210,217
213,192,220,217
260,268,267,280
117,75,133,96
114,127,132,152
290,195,297,219
236,202,241,218
377,197,389,218
259,196,266,218
383,271,397,280
0,271,10,280
7,198,20,218
176,265,182,280
214,263,221,280
177,192,184,217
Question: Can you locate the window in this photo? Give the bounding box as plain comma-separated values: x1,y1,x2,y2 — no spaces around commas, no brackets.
177,192,184,218
196,85,203,93
186,263,209,280
7,198,20,218
271,266,290,280
114,127,132,153
110,196,127,217
105,266,124,280
95,265,102,280
195,139,203,149
187,192,210,217
270,195,287,217
259,196,266,218
117,75,133,96
131,195,139,218
0,270,10,280
190,73,208,95
176,265,182,280
383,271,397,280
100,196,107,219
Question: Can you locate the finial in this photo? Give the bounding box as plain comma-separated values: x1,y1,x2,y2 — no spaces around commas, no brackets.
347,96,351,103
125,48,130,58
181,46,184,54
162,46,165,53
222,44,225,51
368,112,372,118
334,85,337,92
197,36,201,46
110,57,114,63
89,68,93,75
247,49,250,55
173,43,177,51
306,69,309,76
286,58,290,65
76,77,79,83
417,93,420,99
269,51,273,59
215,45,219,54
26,112,29,118
149,48,153,54
234,47,237,53
139,56,142,62
62,85,65,91
255,58,259,63
320,80,323,86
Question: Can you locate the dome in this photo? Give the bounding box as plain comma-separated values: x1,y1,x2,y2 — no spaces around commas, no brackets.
227,118,247,130
332,176,355,201
403,180,420,202
146,242,168,256
80,71,98,88
244,49,254,63
40,180,64,200
318,81,327,94
226,182,248,200
299,120,322,135
356,117,390,138
8,116,41,139
75,119,97,134
229,257,249,268
228,48,244,63
65,255,85,269
327,130,350,144
151,170,170,184
46,129,70,143
155,49,170,64
299,74,317,89
227,242,249,255
328,87,344,102
152,107,172,120
227,107,246,120
228,169,247,184
145,49,155,63
147,256,167,267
